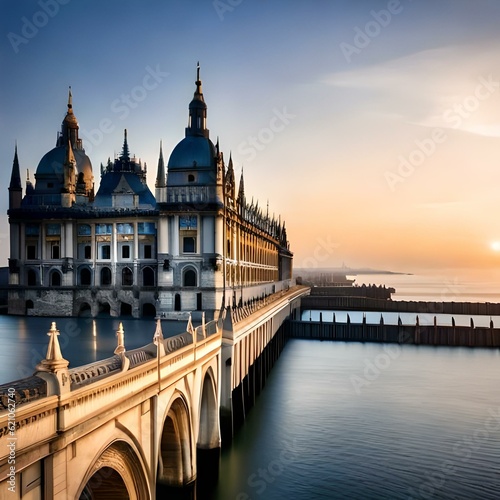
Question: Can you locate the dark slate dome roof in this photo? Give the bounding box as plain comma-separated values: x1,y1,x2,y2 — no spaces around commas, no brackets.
35,146,92,179
167,136,216,170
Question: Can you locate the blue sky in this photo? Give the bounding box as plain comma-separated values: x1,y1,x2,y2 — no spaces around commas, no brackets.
2,0,500,279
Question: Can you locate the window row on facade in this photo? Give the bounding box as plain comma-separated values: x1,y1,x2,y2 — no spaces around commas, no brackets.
24,265,200,288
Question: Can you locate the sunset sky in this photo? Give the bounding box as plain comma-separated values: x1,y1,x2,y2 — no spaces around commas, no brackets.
2,0,500,280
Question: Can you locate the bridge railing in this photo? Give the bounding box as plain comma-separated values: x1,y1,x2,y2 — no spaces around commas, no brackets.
0,316,222,465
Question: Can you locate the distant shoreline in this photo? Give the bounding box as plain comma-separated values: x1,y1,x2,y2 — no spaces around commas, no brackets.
294,267,412,276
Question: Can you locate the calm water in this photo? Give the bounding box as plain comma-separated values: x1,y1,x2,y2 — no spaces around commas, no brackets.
214,340,500,500
2,272,500,499
0,315,188,384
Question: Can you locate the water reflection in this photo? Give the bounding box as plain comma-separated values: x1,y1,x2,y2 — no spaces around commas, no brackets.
0,316,190,384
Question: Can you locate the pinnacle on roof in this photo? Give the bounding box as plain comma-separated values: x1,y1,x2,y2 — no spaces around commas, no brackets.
9,142,22,190
156,140,166,188
120,129,130,161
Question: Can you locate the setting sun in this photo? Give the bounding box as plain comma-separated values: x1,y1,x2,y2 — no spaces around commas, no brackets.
491,242,500,252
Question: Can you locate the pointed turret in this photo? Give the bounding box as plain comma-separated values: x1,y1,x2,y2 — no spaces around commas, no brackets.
237,167,245,215
185,62,209,138
58,86,80,149
225,152,235,202
120,129,130,162
9,144,22,210
155,140,167,203
156,140,166,188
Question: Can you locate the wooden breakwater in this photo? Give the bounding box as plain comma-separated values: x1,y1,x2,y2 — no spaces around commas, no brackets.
301,295,500,316
286,318,500,348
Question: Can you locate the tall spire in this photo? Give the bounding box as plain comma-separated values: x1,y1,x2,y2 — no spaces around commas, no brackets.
237,166,245,204
120,129,130,161
9,143,22,190
186,62,209,138
156,140,166,188
9,143,22,210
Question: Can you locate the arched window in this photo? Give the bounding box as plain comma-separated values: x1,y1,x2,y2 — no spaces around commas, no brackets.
50,270,61,287
27,269,37,286
183,269,196,287
122,267,133,286
174,293,181,311
80,268,91,286
101,267,112,286
142,267,155,286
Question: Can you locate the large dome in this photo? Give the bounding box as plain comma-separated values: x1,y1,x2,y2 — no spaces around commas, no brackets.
36,146,93,179
167,136,216,170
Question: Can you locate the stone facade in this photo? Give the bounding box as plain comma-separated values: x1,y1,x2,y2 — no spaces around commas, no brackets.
8,67,293,318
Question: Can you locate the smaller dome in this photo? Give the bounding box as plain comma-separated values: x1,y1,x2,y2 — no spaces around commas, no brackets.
167,136,216,170
63,112,78,127
35,146,93,180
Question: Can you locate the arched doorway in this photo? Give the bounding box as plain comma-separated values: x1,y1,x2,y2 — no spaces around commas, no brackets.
142,303,156,317
78,302,92,317
120,302,132,316
183,268,196,287
50,270,61,286
101,267,112,286
158,397,193,487
142,267,155,286
98,302,111,316
122,267,133,286
80,267,92,286
78,441,149,500
174,293,181,311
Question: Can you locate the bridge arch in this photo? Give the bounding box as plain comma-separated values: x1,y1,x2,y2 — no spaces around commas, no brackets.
198,366,220,449
77,440,150,500
158,393,194,487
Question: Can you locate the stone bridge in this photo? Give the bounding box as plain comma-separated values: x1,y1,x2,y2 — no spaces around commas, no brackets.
0,317,221,499
0,286,309,498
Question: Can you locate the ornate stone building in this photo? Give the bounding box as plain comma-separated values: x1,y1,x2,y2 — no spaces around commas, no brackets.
7,68,293,318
